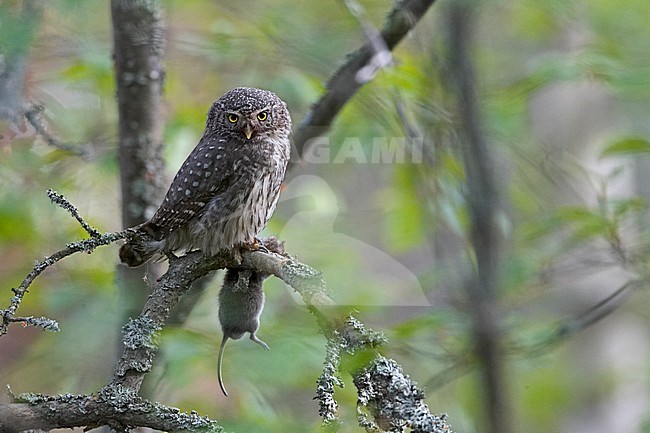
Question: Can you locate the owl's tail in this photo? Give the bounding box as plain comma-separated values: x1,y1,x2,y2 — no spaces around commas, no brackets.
119,241,157,267
119,224,161,267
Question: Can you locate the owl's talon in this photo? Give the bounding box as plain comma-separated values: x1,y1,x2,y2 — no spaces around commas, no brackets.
254,237,271,254
240,238,270,254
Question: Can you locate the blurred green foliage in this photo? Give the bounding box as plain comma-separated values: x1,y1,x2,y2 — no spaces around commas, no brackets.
2,0,650,432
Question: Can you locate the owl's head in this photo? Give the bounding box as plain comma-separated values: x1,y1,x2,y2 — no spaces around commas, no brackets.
208,87,291,142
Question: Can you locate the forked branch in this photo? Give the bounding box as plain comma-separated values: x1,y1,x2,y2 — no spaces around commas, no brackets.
1,191,451,432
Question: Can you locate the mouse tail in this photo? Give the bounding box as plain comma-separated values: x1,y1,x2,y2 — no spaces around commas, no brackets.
217,336,229,397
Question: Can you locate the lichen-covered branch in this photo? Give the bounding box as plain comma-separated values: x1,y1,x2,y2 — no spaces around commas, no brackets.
316,337,344,424
47,189,101,238
355,357,451,433
108,239,335,391
113,249,451,431
0,388,223,433
0,190,131,336
2,186,451,432
0,228,129,337
313,316,450,432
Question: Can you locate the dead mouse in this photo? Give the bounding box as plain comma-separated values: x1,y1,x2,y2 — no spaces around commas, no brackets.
217,237,284,396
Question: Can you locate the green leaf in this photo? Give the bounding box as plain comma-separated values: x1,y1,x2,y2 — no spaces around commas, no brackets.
381,166,426,252
554,206,597,222
611,197,646,217
554,206,613,241
600,137,650,158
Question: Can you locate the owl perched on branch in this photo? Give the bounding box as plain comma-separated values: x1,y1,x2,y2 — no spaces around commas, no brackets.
119,87,292,267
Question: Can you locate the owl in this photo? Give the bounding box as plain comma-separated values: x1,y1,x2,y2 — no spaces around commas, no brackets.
119,87,292,267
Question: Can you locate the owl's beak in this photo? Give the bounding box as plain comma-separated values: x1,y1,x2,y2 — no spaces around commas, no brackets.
243,123,254,140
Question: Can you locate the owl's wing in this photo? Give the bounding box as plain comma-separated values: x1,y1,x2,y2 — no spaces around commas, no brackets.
146,136,234,238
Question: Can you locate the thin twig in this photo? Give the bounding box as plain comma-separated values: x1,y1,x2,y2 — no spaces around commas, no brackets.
1,189,133,335
341,0,393,83
293,0,437,159
47,189,101,238
0,229,130,335
425,281,640,392
2,315,59,332
512,280,639,358
23,103,91,158
392,90,430,163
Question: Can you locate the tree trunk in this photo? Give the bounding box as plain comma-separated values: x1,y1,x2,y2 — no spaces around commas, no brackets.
111,0,166,335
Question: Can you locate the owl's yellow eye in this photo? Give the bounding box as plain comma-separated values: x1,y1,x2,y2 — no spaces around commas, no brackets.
257,111,268,121
227,114,239,123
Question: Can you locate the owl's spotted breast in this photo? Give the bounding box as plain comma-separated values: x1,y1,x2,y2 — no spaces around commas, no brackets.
119,87,291,267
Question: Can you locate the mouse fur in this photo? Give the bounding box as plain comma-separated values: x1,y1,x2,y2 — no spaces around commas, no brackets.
217,237,284,396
